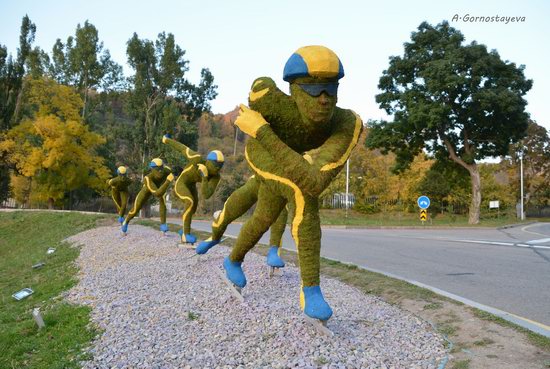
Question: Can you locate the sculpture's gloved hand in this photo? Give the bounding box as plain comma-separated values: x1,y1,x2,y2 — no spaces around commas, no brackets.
197,164,208,177
162,134,172,144
234,104,268,138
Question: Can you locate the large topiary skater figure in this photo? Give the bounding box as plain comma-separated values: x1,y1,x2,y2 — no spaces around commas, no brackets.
222,45,363,322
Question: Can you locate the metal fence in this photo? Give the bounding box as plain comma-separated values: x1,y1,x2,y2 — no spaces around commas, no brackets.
322,193,356,209
526,205,550,218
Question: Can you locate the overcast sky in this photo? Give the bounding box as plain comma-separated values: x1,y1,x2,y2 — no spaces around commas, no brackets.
1,0,548,132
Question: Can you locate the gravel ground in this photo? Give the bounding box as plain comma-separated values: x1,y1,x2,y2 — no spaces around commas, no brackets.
65,225,448,369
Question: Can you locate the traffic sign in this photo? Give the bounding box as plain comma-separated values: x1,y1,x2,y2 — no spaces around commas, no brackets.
420,209,428,221
417,196,430,209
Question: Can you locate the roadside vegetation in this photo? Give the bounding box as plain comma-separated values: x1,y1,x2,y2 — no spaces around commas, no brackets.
2,211,548,369
0,211,107,369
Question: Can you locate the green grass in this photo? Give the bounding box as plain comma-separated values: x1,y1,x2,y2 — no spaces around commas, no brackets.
318,209,537,227
191,208,541,228
0,211,108,369
451,359,471,369
187,311,200,321
439,324,459,337
423,302,443,310
471,308,550,350
473,338,495,346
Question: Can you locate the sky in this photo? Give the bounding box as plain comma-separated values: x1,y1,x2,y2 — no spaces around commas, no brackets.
1,0,549,131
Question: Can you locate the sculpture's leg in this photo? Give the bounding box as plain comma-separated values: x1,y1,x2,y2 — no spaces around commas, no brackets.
158,195,168,233
197,176,259,254
119,191,129,218
122,188,150,233
267,206,288,269
226,183,286,288
174,183,197,243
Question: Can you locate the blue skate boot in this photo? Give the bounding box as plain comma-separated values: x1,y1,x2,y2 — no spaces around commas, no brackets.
223,257,247,288
178,229,196,244
301,285,333,321
266,246,285,268
196,237,220,254
117,216,124,224
121,221,128,234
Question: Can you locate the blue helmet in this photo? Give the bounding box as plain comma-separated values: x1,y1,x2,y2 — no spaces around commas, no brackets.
206,150,224,167
149,158,164,168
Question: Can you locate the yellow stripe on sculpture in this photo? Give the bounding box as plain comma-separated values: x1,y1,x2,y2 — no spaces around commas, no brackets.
213,200,228,228
249,88,269,102
252,79,264,88
300,283,305,310
186,147,200,159
321,111,362,172
245,147,304,253
111,193,122,210
128,196,140,216
144,177,157,194
181,196,194,226
175,165,194,199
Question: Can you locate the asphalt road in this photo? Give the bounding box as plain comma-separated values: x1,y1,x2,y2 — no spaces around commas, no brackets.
179,219,550,328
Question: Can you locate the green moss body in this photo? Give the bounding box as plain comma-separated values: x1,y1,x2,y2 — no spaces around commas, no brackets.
210,175,288,248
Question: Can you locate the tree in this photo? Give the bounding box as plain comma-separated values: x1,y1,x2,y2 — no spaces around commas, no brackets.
0,78,109,208
0,15,38,202
418,157,471,213
504,121,550,207
11,15,37,125
366,21,532,224
126,31,217,170
48,21,124,118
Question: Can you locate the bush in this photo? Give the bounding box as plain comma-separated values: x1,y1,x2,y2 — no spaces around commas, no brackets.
354,201,380,214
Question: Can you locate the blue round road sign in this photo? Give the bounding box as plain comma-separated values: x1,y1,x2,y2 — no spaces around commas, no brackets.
417,196,430,209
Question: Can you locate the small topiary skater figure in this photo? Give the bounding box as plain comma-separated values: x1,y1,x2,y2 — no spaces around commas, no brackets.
121,158,174,234
162,134,224,244
107,166,132,224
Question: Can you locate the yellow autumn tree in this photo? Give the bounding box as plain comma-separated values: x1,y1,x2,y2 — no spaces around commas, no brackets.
321,129,433,212
0,77,110,208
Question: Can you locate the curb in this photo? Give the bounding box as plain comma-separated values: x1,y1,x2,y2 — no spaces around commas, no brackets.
497,221,538,230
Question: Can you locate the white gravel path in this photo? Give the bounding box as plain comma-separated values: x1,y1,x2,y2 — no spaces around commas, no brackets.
65,225,448,369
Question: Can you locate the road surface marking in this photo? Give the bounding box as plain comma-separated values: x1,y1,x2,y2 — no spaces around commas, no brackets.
526,237,550,244
521,223,550,237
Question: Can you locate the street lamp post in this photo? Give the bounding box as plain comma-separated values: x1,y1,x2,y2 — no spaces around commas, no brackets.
520,150,524,220
345,159,350,218
233,126,239,156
